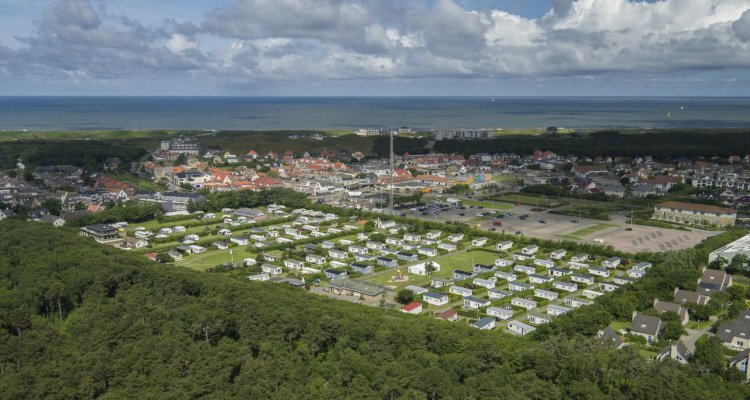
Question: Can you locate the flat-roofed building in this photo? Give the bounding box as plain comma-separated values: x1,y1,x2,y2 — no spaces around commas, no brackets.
653,201,736,228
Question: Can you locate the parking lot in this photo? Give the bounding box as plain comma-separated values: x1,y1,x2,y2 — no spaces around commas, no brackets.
409,202,719,253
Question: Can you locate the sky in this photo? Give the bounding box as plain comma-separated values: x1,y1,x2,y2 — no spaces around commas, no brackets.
0,0,749,96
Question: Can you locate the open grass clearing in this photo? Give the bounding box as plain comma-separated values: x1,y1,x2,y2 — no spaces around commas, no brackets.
461,199,514,210
175,247,258,271
106,172,165,192
563,223,618,238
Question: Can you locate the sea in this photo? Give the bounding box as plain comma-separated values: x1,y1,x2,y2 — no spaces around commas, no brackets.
0,96,749,131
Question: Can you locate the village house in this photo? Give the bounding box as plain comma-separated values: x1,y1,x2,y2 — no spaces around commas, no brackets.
325,269,348,281
588,267,610,278
472,317,496,330
408,261,440,275
534,289,558,301
570,254,589,263
487,306,514,320
653,299,690,325
437,309,459,322
324,280,388,302
630,312,664,344
509,282,533,292
329,249,349,260
306,254,327,265
471,237,489,246
473,277,496,289
423,292,449,306
376,257,398,268
487,288,511,300
548,267,572,277
521,245,539,255
452,270,476,281
495,271,517,282
496,241,513,251
599,282,620,292
549,249,567,260
430,277,453,288
547,304,572,316
564,296,593,308
699,268,732,296
514,264,536,275
511,297,537,310
674,288,710,305
508,320,536,336
284,259,305,270
571,274,595,285
449,285,473,297
527,312,552,325
528,274,554,284
602,256,621,268
463,296,491,309
401,302,423,315
261,263,283,275
350,263,373,275
494,258,514,267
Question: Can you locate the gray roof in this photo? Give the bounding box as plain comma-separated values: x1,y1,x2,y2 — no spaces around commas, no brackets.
729,349,750,366
599,326,624,347
674,288,706,304
473,317,495,329
717,320,750,343
326,279,388,296
464,295,489,304
631,313,663,336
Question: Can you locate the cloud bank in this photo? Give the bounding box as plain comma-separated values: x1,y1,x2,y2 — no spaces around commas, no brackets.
0,0,749,94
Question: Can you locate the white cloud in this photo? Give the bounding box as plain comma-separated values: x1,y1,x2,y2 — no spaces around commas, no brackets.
1,0,749,92
165,33,198,54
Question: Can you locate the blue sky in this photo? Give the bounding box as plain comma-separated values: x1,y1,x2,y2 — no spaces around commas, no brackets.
0,0,749,96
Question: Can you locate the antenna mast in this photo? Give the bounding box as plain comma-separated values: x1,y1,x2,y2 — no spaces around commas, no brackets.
389,130,394,215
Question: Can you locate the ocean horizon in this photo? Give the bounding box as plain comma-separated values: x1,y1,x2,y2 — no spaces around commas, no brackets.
1,96,749,132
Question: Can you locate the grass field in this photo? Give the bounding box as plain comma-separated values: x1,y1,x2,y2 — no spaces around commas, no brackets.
560,223,617,239
107,172,165,192
494,194,567,208
493,128,577,136
362,249,498,289
175,247,257,271
608,320,630,332
493,174,517,183
0,129,182,142
461,199,513,210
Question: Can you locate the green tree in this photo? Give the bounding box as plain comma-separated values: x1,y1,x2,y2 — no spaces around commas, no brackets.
660,311,686,342
41,198,62,216
172,154,187,166
691,336,726,376
396,289,415,305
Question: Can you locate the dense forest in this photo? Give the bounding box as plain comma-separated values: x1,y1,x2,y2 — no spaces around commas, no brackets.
0,139,148,170
432,130,750,159
1,221,749,399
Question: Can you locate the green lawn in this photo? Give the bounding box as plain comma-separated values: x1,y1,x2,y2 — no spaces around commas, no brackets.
461,199,513,210
175,247,257,271
609,320,630,332
107,172,165,192
561,223,617,239
493,128,576,136
493,175,516,183
0,129,181,142
493,194,566,208
362,249,499,289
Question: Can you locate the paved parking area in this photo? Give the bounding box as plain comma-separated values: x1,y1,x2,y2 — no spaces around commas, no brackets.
410,203,719,253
